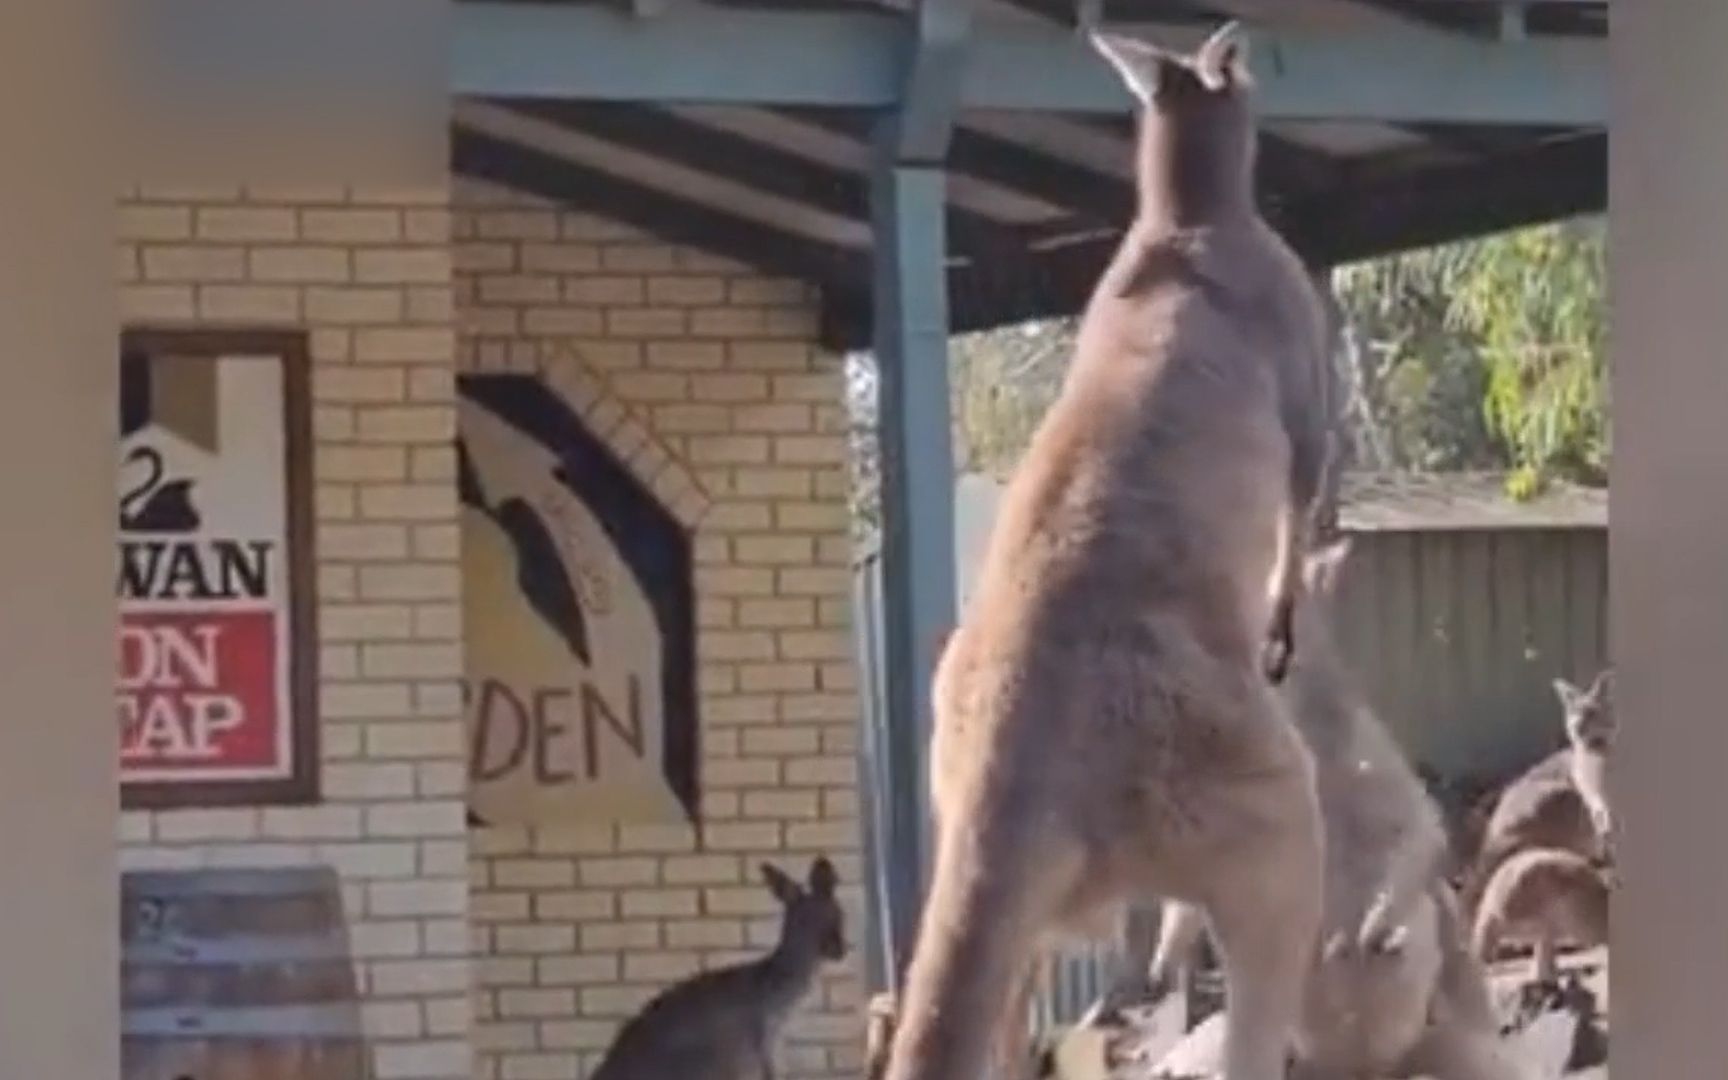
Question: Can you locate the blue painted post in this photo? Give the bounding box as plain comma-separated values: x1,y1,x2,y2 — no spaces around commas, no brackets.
870,156,958,988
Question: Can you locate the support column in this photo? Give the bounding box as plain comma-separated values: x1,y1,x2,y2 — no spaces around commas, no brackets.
870,157,959,983
0,0,121,1071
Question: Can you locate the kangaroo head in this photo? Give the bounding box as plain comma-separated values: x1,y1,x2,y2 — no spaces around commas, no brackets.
1089,21,1257,222
761,856,847,963
1556,669,1616,754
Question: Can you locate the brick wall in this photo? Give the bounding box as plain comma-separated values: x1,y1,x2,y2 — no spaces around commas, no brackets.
454,181,865,1080
116,184,473,1080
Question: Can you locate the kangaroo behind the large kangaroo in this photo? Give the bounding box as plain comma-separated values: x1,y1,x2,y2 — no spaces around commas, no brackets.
1459,670,1616,916
1471,846,1611,987
880,23,1336,1080
1108,539,1529,1080
588,856,846,1080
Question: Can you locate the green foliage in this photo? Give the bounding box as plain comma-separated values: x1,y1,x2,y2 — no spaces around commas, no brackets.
1334,215,1608,498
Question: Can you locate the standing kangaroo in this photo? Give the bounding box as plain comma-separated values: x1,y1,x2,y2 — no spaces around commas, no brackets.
1112,539,1530,1080
880,22,1336,1080
1459,670,1616,916
588,857,847,1080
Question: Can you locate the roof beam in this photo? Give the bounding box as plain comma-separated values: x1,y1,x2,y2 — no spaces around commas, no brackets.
452,1,1606,126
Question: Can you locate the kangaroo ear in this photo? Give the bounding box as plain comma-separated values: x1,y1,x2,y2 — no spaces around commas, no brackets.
1553,677,1584,713
1589,668,1615,701
1089,30,1180,107
808,856,838,896
760,862,800,904
1194,19,1250,92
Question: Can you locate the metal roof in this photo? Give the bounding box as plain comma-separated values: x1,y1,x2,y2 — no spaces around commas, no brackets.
453,0,1608,349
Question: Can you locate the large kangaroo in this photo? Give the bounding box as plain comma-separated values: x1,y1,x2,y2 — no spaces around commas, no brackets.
879,23,1335,1080
1116,540,1531,1080
588,857,847,1080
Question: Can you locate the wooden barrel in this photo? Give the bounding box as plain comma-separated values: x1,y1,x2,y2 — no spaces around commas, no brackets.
120,866,367,1080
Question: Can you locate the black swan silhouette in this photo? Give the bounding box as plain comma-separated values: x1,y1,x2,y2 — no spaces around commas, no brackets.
119,445,201,533
458,441,591,666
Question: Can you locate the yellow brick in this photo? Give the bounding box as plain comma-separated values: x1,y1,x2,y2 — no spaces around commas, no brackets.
497,989,578,1019
773,435,846,466
321,644,360,679
195,206,298,241
249,246,351,283
690,373,769,401
464,307,521,337
579,857,659,888
321,682,412,719
539,1018,618,1051
495,925,578,954
315,366,406,404
361,483,456,521
705,759,779,789
687,435,769,464
198,285,299,322
616,823,697,853
406,285,455,323
647,276,726,305
731,342,817,372
779,630,851,661
738,662,819,693
738,598,816,628
360,564,461,601
579,921,660,951
413,601,462,638
565,276,643,305
310,328,353,362
522,307,605,336
318,446,408,482
404,208,453,243
141,245,245,282
606,307,688,338
479,274,560,304
356,248,448,284
121,285,196,321
734,535,814,565
775,501,848,533
625,952,701,983
316,484,357,520
533,890,617,921
734,468,812,499
744,790,822,820
702,886,779,917
493,858,578,889
318,523,410,561
318,564,358,600
697,567,776,597
780,693,858,723
699,631,777,663
733,403,812,434
302,208,403,243
521,242,601,273
620,889,700,919
644,341,725,370
120,205,192,241
355,327,454,364
665,918,746,949
409,368,452,403
601,244,678,272
785,757,857,789
357,405,455,444
742,726,820,757
321,603,414,642
476,210,559,240
690,307,765,337
653,403,730,434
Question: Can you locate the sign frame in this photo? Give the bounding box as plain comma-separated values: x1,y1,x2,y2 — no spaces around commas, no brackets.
117,326,320,810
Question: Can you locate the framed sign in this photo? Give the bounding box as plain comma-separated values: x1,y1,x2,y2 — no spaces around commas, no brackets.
457,373,699,828
117,328,318,809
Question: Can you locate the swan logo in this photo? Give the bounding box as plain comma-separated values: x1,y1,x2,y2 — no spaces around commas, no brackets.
115,333,315,807
457,374,698,827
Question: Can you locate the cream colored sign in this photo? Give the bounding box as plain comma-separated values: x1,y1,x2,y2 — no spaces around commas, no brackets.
459,393,689,826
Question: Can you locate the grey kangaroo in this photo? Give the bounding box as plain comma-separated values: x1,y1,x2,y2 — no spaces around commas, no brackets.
1460,669,1616,917
1112,540,1531,1080
588,856,846,1080
879,22,1336,1080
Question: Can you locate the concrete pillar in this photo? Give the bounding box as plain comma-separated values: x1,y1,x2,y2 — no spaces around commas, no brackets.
0,0,120,1075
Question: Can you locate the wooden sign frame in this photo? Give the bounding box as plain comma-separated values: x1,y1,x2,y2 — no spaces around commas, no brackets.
117,327,319,810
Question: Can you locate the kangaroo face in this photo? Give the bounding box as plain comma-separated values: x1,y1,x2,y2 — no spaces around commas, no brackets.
1556,670,1616,755
762,856,847,962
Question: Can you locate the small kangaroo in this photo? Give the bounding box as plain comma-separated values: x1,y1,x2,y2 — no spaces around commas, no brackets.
1111,539,1529,1080
1470,847,1611,986
1459,670,1616,916
880,22,1336,1080
588,857,847,1080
